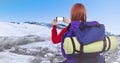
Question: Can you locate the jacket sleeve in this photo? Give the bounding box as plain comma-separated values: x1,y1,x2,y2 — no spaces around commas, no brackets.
51,25,67,44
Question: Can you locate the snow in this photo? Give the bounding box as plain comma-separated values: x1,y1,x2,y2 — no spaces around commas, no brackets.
18,41,59,52
0,22,119,63
0,51,35,63
0,22,51,38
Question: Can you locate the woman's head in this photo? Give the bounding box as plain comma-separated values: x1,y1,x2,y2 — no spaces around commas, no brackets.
71,3,87,22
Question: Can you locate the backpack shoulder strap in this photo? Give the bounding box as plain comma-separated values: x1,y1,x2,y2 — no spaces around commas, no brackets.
66,23,71,31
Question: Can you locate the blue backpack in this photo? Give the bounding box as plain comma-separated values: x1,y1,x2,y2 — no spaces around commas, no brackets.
61,21,106,63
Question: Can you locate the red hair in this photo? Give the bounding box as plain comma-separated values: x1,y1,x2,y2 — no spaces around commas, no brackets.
71,3,87,22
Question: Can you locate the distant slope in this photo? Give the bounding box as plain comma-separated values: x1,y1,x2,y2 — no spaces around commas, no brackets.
0,22,51,37
0,22,114,37
24,21,114,36
24,21,67,29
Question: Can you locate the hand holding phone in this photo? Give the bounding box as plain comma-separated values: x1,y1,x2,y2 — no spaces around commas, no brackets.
55,17,70,24
56,17,64,21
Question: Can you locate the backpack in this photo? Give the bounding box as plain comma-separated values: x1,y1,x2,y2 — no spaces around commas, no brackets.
61,21,106,63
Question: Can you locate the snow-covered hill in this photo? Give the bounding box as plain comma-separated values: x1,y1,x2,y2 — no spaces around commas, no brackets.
0,22,64,63
0,22,119,63
0,22,51,37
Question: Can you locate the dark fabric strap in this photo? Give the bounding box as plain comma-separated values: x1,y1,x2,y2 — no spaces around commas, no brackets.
80,42,83,53
66,23,71,31
102,38,107,52
70,37,76,54
70,37,80,54
107,36,111,51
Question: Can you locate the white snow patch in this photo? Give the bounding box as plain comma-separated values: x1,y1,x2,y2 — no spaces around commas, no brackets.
18,41,59,52
0,22,51,38
0,51,35,63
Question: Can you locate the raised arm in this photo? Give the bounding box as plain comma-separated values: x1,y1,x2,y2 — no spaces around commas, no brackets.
51,18,69,44
51,25,67,44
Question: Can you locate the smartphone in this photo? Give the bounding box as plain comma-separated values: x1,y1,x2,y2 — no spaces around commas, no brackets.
56,17,64,21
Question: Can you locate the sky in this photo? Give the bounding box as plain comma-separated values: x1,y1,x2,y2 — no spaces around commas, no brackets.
0,0,120,35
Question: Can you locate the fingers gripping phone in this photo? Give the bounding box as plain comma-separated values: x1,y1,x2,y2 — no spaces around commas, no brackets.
56,17,64,21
